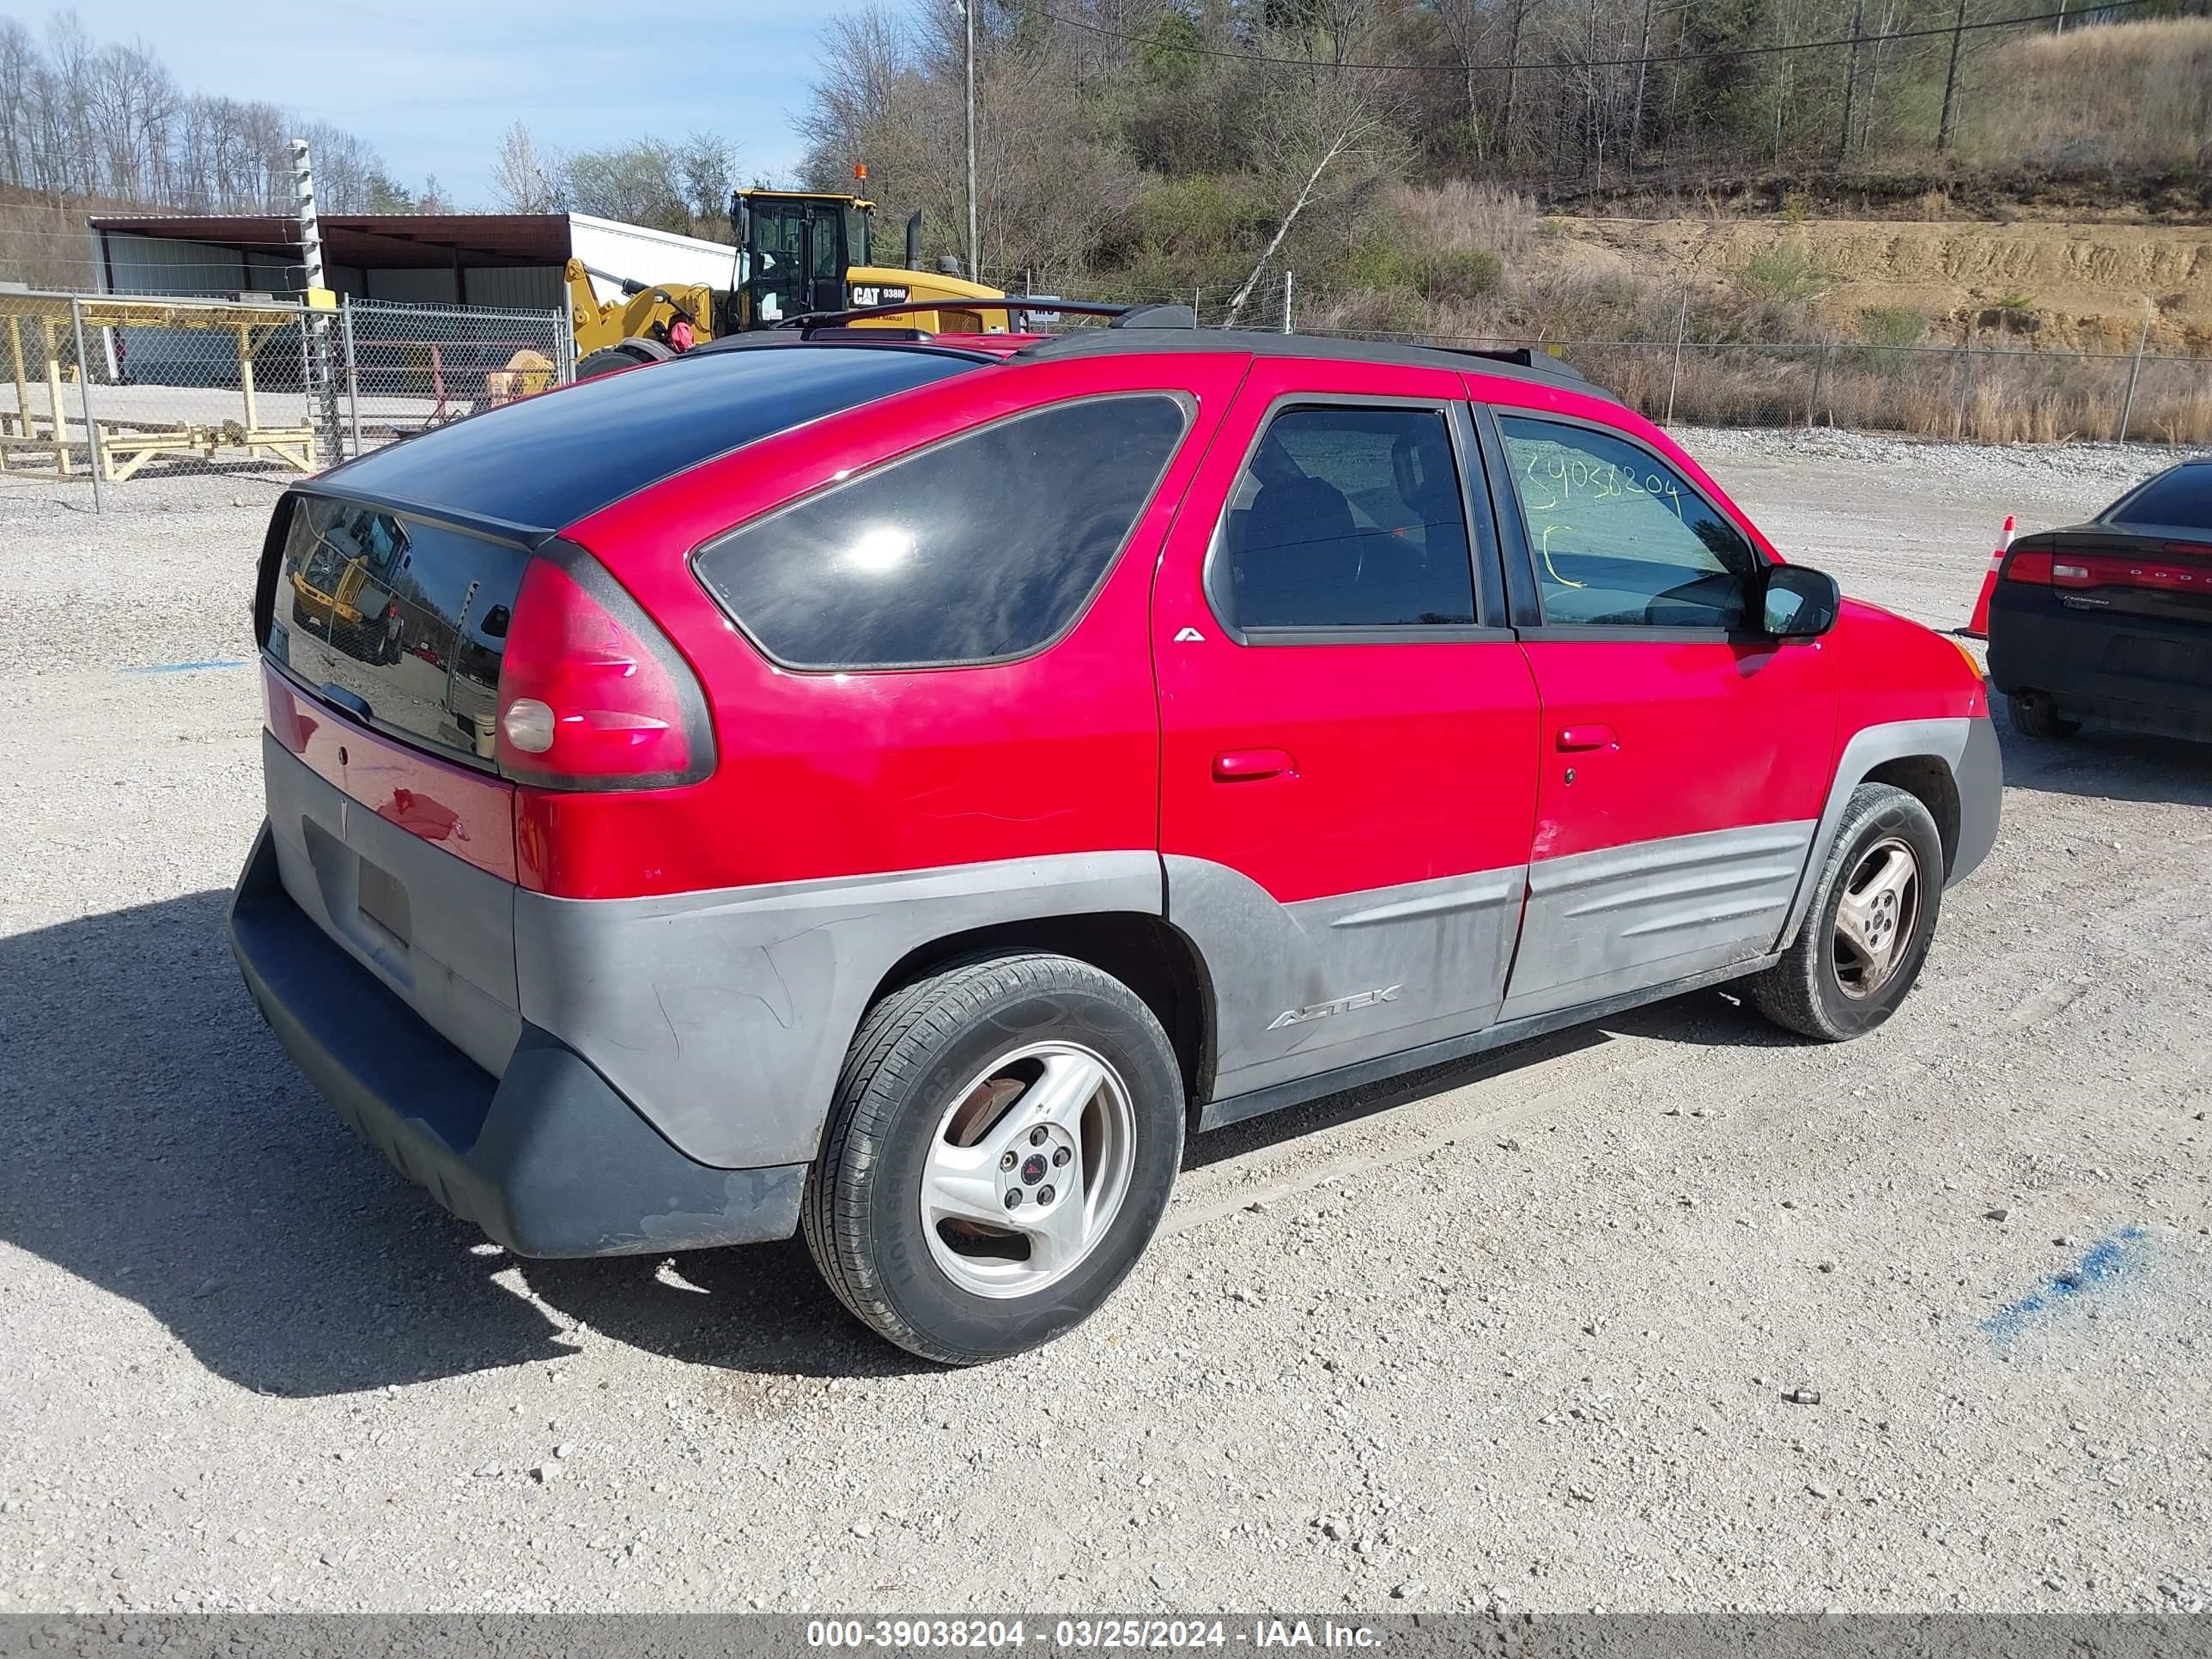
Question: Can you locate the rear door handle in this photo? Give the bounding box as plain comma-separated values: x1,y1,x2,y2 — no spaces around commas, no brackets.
1556,725,1618,752
1213,748,1295,782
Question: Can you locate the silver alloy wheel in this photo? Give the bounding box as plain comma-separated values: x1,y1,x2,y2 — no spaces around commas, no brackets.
1832,835,1921,1000
920,1041,1138,1299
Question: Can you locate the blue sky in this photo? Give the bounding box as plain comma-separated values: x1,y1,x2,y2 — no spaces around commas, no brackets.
42,0,824,204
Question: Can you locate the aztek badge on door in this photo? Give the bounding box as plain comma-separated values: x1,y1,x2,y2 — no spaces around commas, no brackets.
1267,986,1402,1030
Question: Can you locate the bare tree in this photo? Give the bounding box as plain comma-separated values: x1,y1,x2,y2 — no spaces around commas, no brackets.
678,131,737,233
0,14,387,216
490,121,563,213
1224,64,1401,325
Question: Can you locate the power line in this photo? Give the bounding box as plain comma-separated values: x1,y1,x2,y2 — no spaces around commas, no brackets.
1036,0,2148,75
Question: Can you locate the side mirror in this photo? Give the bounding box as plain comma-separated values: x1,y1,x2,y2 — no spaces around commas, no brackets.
1759,563,1840,639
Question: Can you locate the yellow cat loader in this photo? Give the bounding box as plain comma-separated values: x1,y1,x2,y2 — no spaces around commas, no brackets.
568,190,1015,377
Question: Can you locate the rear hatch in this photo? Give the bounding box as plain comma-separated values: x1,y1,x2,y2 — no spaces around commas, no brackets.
2003,527,2212,690
251,341,986,1076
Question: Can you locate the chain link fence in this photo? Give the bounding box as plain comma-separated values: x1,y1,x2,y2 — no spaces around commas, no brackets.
9,280,2207,514
2,290,325,505
336,300,574,454
0,289,573,507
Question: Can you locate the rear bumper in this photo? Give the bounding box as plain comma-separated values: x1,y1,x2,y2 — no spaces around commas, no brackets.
229,823,805,1257
1988,589,2212,740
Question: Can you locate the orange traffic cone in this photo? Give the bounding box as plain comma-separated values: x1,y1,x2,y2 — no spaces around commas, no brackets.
1958,514,2015,640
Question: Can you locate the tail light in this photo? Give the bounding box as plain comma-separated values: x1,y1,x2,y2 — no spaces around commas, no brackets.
494,544,714,791
2004,541,2212,597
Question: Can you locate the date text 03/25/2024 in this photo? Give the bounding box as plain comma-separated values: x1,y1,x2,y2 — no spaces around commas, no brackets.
804,1619,1386,1650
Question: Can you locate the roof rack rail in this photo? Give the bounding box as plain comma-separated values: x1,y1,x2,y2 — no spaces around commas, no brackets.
775,296,1129,334
1441,344,1588,382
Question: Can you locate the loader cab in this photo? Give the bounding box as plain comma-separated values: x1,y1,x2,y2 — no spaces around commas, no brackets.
737,191,872,326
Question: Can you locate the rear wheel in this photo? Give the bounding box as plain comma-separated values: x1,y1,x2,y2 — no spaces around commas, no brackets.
573,337,676,380
801,952,1185,1365
2008,691,2081,740
1747,782,1944,1042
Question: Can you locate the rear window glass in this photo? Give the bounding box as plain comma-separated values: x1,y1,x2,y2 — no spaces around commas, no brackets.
266,495,528,766
2106,465,2212,532
694,394,1189,669
325,344,977,532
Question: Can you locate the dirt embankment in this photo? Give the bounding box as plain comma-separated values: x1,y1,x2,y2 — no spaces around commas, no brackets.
1543,216,2212,354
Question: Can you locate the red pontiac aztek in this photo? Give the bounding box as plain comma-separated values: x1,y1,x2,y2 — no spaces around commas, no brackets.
231,309,2000,1364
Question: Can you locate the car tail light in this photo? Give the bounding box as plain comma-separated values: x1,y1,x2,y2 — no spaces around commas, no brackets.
2003,549,2052,585
494,545,714,791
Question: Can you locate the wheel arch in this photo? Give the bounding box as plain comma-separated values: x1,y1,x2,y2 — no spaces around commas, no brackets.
867,911,1217,1109
1774,715,1985,951
1862,754,1961,874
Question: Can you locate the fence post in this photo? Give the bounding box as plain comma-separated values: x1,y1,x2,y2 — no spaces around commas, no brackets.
1808,339,1831,428
555,298,576,384
1282,269,1294,335
1663,291,1688,428
69,296,103,514
1954,337,1973,440
340,296,362,459
2118,304,2150,444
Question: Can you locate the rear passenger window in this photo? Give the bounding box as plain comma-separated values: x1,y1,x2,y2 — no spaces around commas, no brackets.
695,394,1188,670
1498,415,1759,630
1217,406,1476,630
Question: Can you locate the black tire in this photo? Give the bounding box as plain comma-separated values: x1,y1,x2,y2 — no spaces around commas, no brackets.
801,952,1185,1365
1747,782,1945,1042
2008,691,2081,740
573,338,675,380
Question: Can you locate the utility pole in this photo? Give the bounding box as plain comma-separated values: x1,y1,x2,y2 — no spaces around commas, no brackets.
1838,0,1866,161
1629,0,1655,172
1936,0,1967,154
964,0,979,282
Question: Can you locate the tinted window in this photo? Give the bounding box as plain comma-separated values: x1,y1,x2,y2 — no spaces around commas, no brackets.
695,395,1188,669
1498,415,1758,629
327,344,975,532
266,495,528,765
1218,406,1475,629
2106,465,2212,532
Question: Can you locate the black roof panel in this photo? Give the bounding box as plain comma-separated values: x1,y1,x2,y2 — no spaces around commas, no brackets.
319,343,980,535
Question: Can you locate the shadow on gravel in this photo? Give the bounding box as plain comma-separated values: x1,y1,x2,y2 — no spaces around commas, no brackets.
0,890,898,1397
1991,700,2212,809
0,885,1828,1395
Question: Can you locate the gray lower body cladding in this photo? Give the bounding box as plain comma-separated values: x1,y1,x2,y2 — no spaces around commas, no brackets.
230,823,805,1255
237,714,2001,1253
251,738,1164,1170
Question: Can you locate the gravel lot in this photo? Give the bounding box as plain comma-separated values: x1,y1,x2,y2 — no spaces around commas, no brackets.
2,429,2209,1616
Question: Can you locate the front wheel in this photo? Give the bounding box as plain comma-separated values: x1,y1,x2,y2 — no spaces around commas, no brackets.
1747,782,1945,1042
802,952,1186,1364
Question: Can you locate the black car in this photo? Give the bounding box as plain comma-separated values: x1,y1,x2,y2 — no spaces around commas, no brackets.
1989,457,2212,741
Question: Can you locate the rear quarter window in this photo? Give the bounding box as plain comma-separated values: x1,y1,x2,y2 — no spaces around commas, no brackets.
2106,465,2212,532
693,393,1190,670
